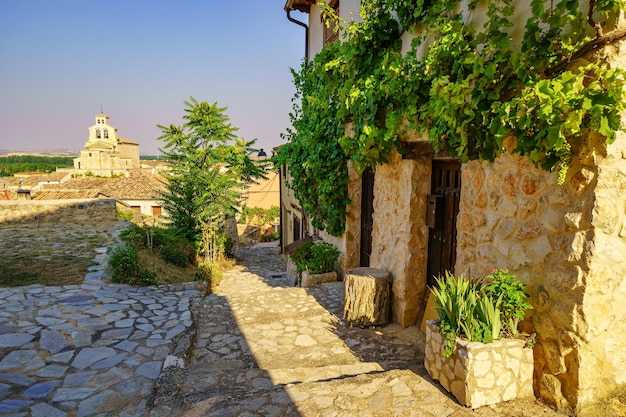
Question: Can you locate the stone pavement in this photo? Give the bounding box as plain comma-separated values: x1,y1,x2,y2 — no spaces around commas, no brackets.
150,244,563,417
0,241,199,416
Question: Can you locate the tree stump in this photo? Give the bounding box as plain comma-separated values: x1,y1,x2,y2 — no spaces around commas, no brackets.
343,267,392,327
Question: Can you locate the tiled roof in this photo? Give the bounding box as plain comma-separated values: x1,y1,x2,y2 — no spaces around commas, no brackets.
0,189,17,200
140,160,170,167
285,0,316,12
98,171,167,200
61,177,112,190
0,170,167,201
52,171,168,201
17,172,72,187
32,190,102,200
0,177,19,188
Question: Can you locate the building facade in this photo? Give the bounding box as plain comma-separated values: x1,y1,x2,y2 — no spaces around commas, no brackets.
281,0,626,412
73,113,140,176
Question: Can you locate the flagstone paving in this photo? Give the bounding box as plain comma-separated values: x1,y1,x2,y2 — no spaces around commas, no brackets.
0,239,566,416
0,245,198,417
149,244,564,417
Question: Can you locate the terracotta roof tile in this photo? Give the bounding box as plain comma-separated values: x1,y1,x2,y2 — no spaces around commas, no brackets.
98,171,167,200
32,190,102,200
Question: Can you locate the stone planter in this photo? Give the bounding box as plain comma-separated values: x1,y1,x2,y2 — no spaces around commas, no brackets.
300,270,337,287
424,320,534,408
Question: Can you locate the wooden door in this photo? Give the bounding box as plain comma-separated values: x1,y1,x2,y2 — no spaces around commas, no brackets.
360,167,375,267
427,161,461,286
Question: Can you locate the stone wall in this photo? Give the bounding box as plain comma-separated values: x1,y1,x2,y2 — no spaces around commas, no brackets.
369,150,431,327
0,199,118,225
455,131,626,411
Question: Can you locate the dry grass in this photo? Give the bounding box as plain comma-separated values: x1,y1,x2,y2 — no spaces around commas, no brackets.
0,220,126,287
0,219,233,288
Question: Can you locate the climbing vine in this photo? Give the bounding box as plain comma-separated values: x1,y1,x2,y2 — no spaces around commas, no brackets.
276,0,626,236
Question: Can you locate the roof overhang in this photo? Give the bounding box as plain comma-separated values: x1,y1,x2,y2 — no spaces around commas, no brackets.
284,0,316,13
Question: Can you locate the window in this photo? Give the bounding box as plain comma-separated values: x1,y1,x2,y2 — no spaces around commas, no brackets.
323,0,340,45
131,206,141,213
152,206,162,216
96,130,101,138
103,129,109,138
88,152,92,157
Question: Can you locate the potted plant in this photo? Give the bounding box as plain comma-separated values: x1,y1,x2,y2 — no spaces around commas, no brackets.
290,239,340,287
425,269,535,408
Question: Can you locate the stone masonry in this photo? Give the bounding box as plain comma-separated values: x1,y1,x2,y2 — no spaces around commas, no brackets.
424,321,534,409
456,124,626,412
0,199,117,225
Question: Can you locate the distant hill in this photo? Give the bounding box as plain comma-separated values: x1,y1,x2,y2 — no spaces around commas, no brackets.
0,149,79,157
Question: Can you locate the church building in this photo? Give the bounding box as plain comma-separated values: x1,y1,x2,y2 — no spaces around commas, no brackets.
73,113,140,176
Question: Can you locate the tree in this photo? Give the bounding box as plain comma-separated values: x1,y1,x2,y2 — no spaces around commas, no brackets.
157,98,266,260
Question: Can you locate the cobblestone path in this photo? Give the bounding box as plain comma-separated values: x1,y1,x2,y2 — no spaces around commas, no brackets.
150,244,562,417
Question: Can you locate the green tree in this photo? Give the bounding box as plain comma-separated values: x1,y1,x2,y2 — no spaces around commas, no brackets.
157,98,266,260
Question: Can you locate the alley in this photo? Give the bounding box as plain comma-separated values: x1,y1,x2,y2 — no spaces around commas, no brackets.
149,244,561,417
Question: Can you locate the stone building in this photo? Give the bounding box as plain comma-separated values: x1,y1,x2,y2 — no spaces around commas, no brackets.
73,113,140,176
281,0,626,412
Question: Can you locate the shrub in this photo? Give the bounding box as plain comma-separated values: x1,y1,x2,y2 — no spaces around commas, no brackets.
119,225,147,247
291,240,340,274
136,269,157,286
484,269,533,337
431,270,532,357
194,263,223,292
160,243,189,267
116,208,134,221
120,224,195,264
108,243,157,286
108,243,141,283
261,231,280,242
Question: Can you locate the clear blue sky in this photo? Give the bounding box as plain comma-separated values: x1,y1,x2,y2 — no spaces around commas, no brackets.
0,1,308,155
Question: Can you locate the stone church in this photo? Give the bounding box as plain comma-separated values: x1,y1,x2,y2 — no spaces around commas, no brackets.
73,113,140,176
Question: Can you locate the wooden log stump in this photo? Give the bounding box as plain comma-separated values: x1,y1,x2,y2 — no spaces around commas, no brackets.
343,267,392,327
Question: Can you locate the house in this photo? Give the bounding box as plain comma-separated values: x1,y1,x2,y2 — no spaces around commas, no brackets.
62,171,168,218
281,0,626,412
242,150,280,211
1,172,168,219
73,113,140,176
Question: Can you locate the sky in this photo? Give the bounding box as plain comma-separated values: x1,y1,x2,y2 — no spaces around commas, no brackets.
0,1,308,155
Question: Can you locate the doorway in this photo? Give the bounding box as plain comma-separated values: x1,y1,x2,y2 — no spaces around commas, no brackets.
360,167,375,267
426,160,461,286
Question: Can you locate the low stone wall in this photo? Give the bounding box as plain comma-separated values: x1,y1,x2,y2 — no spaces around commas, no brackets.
0,199,117,225
425,321,534,409
300,271,337,287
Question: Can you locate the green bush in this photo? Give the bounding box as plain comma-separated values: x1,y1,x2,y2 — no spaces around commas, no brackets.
291,240,340,274
116,208,134,221
108,243,156,286
136,270,157,286
119,226,147,247
109,244,141,283
240,206,280,226
261,231,280,242
120,224,195,265
160,243,189,267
